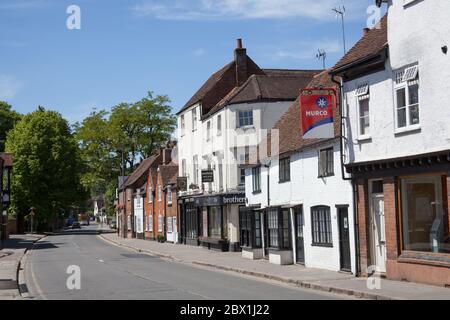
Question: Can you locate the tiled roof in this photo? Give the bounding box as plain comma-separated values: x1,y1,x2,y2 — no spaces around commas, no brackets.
0,153,13,167
204,71,319,118
178,57,265,115
124,154,162,189
259,70,341,159
159,164,178,188
333,15,388,71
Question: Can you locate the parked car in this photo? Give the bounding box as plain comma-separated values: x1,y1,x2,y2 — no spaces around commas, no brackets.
110,220,117,229
72,222,81,229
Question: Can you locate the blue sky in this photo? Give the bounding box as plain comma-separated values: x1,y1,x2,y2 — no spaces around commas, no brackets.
0,0,382,124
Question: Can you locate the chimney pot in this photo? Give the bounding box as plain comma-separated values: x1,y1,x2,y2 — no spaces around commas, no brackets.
363,27,370,36
236,38,243,49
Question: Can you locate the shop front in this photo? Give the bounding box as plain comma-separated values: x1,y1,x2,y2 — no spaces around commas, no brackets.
349,152,450,287
195,192,246,252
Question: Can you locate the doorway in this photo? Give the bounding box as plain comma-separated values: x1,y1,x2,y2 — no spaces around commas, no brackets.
337,206,351,272
369,180,387,274
294,206,305,264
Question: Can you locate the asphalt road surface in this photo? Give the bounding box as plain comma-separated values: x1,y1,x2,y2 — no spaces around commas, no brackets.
23,225,347,300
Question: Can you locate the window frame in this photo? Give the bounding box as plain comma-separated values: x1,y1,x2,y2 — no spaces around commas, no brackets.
158,185,162,202
167,185,172,205
355,83,371,140
267,208,291,250
394,66,420,133
192,108,198,132
217,114,222,136
237,110,254,128
148,185,153,203
180,115,185,136
206,121,211,141
311,206,333,247
279,157,291,183
252,166,261,193
318,147,334,178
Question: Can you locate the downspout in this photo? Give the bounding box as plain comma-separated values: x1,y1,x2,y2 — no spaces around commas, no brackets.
331,73,361,276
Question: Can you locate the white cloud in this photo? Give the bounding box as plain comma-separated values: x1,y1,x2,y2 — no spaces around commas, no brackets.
193,48,207,56
0,75,22,100
131,0,370,21
260,38,342,63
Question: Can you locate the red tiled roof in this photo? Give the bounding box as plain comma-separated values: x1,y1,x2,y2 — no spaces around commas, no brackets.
333,15,388,71
259,70,341,159
178,57,265,115
204,71,319,118
124,154,162,189
159,164,178,188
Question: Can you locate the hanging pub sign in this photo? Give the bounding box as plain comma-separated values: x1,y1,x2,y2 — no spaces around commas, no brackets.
201,170,214,183
300,88,336,139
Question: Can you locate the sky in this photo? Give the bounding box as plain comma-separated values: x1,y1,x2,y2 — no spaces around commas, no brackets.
0,0,383,124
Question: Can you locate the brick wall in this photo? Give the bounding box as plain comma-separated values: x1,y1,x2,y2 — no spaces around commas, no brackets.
356,178,370,275
383,177,399,261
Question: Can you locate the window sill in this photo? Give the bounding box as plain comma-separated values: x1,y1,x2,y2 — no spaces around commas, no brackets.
311,243,333,248
356,135,372,142
398,250,450,268
278,180,291,184
318,174,335,179
394,125,421,136
237,125,255,131
252,190,262,195
268,247,292,252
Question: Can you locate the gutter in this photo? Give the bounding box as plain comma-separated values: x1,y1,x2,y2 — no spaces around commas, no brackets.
330,72,361,277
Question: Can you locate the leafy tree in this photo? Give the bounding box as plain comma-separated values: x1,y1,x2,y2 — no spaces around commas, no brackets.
6,107,87,232
0,101,21,152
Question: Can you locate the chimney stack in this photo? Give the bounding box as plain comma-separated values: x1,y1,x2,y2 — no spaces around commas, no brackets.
234,38,248,87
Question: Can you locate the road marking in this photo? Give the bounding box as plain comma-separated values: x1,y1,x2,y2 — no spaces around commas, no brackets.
99,259,104,263
28,244,48,300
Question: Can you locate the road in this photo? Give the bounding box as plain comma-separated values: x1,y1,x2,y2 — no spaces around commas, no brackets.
23,225,346,300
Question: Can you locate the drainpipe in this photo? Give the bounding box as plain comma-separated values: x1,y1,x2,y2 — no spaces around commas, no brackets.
262,163,271,258
331,73,361,276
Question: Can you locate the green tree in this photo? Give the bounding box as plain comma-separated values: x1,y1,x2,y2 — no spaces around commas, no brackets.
6,107,87,232
0,101,21,152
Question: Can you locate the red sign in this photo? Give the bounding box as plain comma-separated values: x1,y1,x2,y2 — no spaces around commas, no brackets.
300,88,336,139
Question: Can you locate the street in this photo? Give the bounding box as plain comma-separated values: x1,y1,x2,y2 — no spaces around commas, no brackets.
22,225,346,300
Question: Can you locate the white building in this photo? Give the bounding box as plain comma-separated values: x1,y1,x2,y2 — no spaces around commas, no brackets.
177,39,320,251
331,0,450,286
244,71,356,273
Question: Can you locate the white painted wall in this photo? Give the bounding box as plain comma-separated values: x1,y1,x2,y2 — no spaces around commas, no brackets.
246,141,356,273
343,0,450,164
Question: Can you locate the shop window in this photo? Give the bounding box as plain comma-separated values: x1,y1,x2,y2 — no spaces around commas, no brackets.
311,206,333,246
208,206,222,238
401,176,449,253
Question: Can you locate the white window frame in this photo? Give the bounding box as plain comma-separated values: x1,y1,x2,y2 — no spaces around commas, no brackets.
237,110,254,128
149,214,153,232
193,155,199,185
180,115,185,136
355,83,371,140
158,185,162,202
148,184,153,203
181,159,187,178
192,108,197,131
158,213,163,232
393,65,420,134
217,114,222,136
167,185,172,204
206,121,211,141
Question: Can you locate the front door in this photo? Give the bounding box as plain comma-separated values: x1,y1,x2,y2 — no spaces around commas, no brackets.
338,207,351,272
295,207,305,264
370,193,387,274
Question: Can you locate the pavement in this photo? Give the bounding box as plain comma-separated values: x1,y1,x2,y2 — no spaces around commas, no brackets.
0,234,46,300
21,225,346,300
98,229,450,300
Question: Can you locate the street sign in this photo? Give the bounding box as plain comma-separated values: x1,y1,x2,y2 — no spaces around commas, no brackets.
201,170,214,183
300,88,336,139
177,177,187,191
